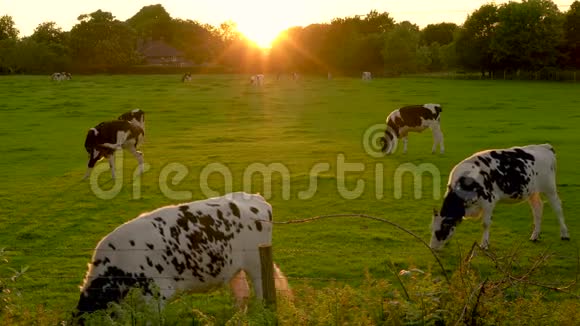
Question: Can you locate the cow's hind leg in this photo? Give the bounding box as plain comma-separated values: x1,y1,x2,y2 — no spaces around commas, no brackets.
545,191,569,240
431,125,444,154
230,270,250,309
108,155,116,179
128,146,144,175
528,193,544,241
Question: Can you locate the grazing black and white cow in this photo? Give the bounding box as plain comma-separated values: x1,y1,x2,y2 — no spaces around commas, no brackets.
118,108,145,130
380,104,444,155
74,192,287,320
430,144,569,250
250,74,264,85
182,72,192,82
83,120,144,180
51,72,71,81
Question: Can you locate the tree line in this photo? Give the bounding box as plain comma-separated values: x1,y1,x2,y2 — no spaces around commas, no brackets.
1,0,579,77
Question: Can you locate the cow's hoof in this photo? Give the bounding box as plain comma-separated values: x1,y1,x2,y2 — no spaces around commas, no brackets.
530,238,539,242
561,237,570,241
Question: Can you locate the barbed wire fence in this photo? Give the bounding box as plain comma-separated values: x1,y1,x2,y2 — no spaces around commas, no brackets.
1,213,579,318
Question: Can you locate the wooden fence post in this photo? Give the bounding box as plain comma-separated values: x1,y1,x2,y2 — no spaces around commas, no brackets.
259,244,277,307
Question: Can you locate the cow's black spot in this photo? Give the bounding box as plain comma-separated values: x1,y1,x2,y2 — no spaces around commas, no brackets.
155,264,164,273
146,256,153,267
93,259,102,267
171,257,186,275
108,243,116,251
268,210,272,221
435,222,455,241
146,243,154,250
487,149,535,199
129,240,135,246
250,206,259,214
229,202,241,218
255,221,263,231
206,203,220,207
478,156,491,167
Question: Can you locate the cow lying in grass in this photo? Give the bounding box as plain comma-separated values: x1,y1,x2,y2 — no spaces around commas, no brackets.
74,193,288,321
430,144,569,250
380,104,444,155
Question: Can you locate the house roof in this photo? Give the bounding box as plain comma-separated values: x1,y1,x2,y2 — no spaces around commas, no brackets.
139,40,183,57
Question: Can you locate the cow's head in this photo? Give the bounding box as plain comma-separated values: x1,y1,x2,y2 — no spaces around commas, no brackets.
430,208,457,250
430,178,478,249
380,127,397,154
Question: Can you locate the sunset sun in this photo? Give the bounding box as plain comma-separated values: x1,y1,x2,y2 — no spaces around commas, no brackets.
237,20,286,48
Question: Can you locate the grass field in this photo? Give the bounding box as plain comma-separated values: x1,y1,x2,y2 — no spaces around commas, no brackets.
1,74,579,322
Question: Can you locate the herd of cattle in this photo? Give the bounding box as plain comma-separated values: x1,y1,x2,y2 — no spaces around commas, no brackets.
73,75,570,321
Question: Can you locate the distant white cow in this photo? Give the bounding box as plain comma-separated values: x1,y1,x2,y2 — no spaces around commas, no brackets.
51,72,71,81
362,71,372,81
74,192,289,321
380,104,444,154
250,74,264,86
430,144,569,250
182,72,192,82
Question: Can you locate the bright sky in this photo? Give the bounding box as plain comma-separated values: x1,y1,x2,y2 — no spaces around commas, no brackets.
1,0,574,47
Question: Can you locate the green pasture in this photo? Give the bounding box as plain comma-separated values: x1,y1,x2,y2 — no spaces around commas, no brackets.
0,74,579,320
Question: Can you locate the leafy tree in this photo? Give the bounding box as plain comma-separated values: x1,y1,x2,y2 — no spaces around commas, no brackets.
30,22,66,44
362,10,395,34
126,4,173,42
171,19,220,64
69,10,138,70
563,1,580,68
421,23,457,45
492,0,563,71
382,21,421,75
455,4,499,76
0,15,19,73
0,15,18,41
439,41,458,70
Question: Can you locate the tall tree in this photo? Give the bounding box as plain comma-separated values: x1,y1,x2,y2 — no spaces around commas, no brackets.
69,10,138,70
382,21,422,75
27,22,70,72
455,4,499,76
126,4,173,42
0,15,18,40
30,22,66,44
492,0,563,71
421,23,457,46
563,1,580,68
171,19,220,64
